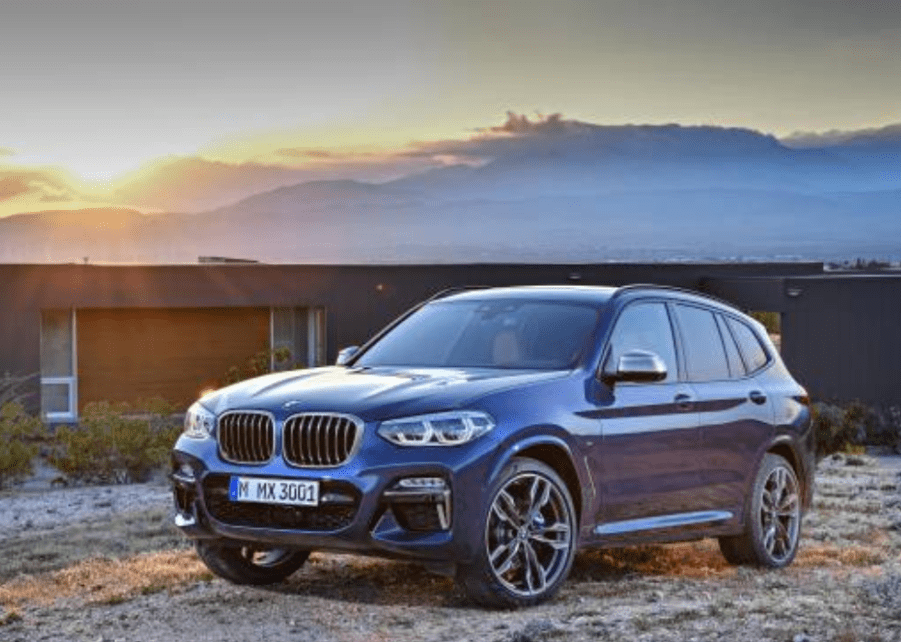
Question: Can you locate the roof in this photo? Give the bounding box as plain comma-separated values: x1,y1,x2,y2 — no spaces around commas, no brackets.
437,285,619,305
438,283,740,312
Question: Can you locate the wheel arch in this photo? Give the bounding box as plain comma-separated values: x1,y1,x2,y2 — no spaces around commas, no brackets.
489,436,583,525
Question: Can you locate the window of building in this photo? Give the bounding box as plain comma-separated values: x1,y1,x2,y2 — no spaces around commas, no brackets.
40,309,77,422
271,307,327,370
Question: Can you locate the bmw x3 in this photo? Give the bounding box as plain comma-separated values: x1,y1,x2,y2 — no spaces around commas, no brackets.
171,284,814,607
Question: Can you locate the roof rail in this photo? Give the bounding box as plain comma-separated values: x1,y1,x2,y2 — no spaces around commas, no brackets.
611,283,735,308
426,285,493,302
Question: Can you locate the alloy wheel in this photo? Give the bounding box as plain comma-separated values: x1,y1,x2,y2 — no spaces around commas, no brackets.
759,465,800,564
485,471,573,597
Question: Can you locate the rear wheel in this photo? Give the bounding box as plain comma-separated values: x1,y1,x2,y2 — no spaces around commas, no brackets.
719,453,801,567
457,457,577,608
195,540,309,585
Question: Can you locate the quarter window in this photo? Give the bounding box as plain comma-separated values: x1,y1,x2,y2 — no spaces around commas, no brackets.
726,317,770,373
607,302,678,383
716,313,746,377
674,304,730,382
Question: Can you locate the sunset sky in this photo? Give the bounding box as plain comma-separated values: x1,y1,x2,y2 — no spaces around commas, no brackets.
1,0,899,217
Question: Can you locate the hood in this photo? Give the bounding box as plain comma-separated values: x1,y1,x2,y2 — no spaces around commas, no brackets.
200,365,569,421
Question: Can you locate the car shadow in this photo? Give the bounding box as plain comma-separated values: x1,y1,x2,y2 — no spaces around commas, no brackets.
251,545,722,608
256,553,469,608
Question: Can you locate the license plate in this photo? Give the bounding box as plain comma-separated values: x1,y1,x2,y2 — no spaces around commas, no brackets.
229,476,319,507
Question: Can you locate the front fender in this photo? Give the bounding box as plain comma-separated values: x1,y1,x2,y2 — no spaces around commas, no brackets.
484,429,591,542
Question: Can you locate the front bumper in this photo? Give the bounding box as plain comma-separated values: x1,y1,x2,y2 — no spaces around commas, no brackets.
170,435,491,565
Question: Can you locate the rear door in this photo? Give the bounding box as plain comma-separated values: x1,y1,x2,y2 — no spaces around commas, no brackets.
671,304,774,519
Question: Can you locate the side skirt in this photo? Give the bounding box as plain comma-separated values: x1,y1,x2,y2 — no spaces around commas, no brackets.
595,510,734,537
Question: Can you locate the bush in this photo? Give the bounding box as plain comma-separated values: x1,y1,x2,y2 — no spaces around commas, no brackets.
811,400,882,457
48,398,182,485
0,372,38,408
749,311,780,335
219,346,295,386
0,402,45,488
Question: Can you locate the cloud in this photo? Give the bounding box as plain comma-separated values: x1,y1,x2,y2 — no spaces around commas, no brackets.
482,111,580,136
0,176,33,201
0,169,77,202
276,148,340,159
0,167,86,216
781,123,901,148
403,112,779,166
0,147,15,157
274,147,380,161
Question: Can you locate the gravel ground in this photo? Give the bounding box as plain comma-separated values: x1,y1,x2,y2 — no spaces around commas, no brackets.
0,483,172,541
1,453,900,642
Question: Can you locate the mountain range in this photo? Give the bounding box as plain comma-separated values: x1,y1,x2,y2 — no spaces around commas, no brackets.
2,118,900,263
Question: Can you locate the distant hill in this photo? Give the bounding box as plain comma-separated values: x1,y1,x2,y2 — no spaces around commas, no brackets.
2,121,900,263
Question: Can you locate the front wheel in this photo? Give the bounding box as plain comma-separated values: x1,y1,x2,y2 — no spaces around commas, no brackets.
195,540,309,585
457,457,577,608
719,453,802,568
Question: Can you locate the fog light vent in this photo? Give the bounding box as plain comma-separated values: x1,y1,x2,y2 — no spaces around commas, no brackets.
383,476,452,531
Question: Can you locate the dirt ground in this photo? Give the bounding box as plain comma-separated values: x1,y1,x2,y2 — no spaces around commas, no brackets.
1,452,899,642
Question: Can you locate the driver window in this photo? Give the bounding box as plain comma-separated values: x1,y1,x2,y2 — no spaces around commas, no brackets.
607,302,678,383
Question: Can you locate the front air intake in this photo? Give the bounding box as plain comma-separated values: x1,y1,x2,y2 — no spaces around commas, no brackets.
217,411,275,464
283,413,362,467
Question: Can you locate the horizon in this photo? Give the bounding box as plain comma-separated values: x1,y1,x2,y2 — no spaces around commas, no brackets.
1,113,901,221
2,0,901,218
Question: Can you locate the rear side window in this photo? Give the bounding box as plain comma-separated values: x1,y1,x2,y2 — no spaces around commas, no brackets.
715,313,746,377
673,304,730,382
607,302,678,383
726,317,770,373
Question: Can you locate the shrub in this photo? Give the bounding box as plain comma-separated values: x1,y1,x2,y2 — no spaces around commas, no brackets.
811,400,881,457
0,372,38,408
219,346,295,386
49,398,182,485
749,310,780,335
0,402,45,488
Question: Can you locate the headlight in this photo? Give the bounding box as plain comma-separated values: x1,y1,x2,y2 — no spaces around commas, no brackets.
377,411,495,446
184,402,216,439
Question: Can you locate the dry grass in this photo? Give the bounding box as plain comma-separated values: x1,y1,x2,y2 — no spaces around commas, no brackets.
4,538,894,612
0,550,209,609
572,540,736,580
0,507,186,582
1,455,899,641
796,544,891,568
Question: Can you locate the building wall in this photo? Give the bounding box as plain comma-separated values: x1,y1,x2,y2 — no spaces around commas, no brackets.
0,262,823,415
781,276,901,408
706,274,901,408
76,307,270,410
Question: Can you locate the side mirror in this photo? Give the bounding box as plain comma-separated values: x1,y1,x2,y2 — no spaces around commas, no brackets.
336,345,360,366
602,349,667,385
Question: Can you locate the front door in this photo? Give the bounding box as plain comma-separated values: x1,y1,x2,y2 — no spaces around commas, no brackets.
593,301,703,534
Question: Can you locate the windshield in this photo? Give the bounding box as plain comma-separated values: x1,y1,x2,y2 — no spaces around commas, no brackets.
356,299,600,370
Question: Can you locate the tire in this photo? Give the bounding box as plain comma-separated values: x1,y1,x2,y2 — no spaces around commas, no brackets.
457,457,577,608
195,540,309,585
718,453,802,568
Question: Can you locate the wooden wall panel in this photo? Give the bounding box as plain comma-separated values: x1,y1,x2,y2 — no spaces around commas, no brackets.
77,307,269,410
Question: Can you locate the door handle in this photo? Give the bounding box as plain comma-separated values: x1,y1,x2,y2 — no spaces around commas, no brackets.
749,390,767,405
674,393,694,410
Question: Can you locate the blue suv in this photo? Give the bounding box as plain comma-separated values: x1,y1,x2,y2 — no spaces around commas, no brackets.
171,285,814,607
